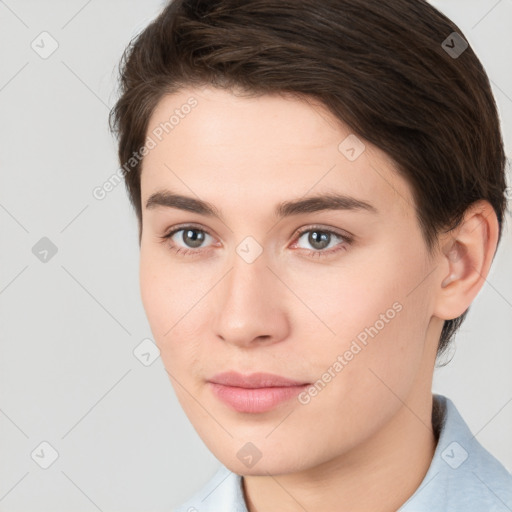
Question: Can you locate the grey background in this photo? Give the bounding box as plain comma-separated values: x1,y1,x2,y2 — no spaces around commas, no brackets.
0,0,511,510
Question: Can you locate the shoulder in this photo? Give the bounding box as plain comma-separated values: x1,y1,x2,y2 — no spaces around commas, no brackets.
172,464,247,512
400,394,512,512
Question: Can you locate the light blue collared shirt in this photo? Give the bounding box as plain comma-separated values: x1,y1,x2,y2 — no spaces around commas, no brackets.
174,394,512,511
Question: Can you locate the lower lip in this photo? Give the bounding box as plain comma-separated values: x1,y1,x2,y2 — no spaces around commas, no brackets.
208,382,310,413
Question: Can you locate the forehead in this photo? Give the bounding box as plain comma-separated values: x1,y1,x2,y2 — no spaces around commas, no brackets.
141,86,414,221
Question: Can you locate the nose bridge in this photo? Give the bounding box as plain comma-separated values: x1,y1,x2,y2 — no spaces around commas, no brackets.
212,243,288,346
223,246,274,315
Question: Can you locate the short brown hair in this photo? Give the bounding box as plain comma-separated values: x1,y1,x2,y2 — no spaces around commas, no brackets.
109,0,507,358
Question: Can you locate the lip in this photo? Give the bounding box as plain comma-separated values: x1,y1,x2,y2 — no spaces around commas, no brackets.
208,371,310,413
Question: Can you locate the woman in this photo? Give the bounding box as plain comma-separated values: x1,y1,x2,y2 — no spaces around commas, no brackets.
109,0,512,510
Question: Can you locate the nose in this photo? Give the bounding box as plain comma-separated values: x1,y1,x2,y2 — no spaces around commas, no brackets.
212,250,290,348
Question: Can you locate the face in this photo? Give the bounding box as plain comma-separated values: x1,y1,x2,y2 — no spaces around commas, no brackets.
139,86,442,475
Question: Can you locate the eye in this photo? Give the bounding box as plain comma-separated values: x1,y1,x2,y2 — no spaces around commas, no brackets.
159,223,353,259
291,226,352,258
159,224,215,256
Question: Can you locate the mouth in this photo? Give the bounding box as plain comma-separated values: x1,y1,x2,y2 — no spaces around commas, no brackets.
207,371,311,413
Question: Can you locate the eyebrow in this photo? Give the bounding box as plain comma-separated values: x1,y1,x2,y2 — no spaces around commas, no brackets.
145,189,378,220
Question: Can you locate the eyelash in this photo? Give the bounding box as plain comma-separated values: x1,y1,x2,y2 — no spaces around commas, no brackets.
159,224,353,259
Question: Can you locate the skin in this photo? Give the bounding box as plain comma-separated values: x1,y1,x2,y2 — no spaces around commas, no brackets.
138,85,499,512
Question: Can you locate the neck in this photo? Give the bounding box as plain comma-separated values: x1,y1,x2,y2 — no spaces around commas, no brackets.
242,393,437,512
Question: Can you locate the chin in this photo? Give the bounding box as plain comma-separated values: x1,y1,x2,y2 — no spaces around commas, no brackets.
224,459,293,477
215,444,315,477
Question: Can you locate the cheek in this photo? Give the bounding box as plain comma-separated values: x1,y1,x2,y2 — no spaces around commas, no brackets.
284,245,412,341
139,242,193,330
139,247,179,348
139,247,171,337
295,243,431,392
292,296,428,453
139,246,208,374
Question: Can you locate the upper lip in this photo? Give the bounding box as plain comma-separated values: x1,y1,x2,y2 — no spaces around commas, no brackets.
208,371,309,388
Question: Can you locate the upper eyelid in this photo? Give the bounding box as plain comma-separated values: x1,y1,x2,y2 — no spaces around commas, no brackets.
165,222,213,236
295,225,348,237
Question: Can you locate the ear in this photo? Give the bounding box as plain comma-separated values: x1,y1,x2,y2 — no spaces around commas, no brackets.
432,200,500,321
